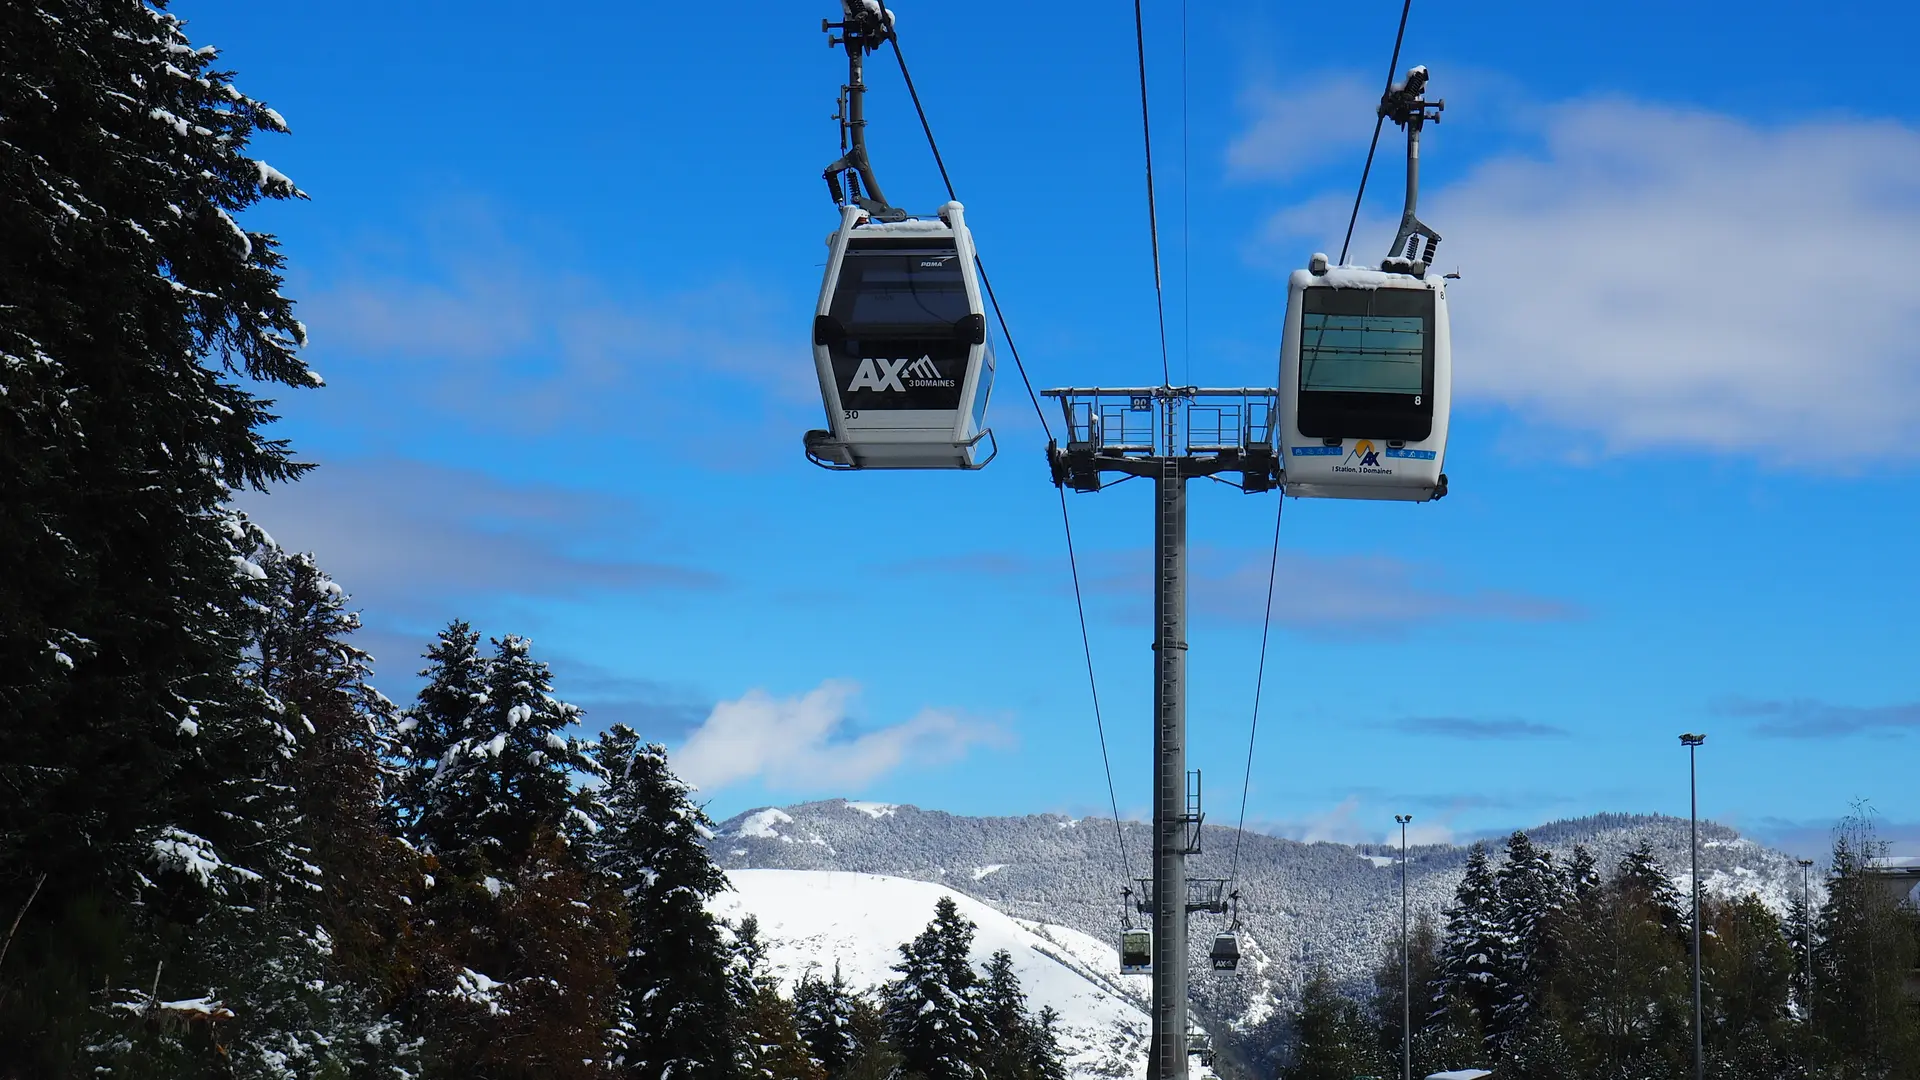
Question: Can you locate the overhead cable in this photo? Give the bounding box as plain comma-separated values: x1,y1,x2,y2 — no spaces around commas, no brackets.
889,35,1050,440
888,27,1130,885
1227,495,1285,890
1336,0,1415,266
1133,0,1173,387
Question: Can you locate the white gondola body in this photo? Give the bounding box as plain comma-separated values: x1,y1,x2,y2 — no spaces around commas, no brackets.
808,202,996,469
1278,266,1450,501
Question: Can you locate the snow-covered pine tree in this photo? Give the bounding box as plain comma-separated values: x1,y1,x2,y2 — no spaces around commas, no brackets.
976,949,1032,1080
1489,831,1567,1047
795,965,865,1079
211,519,418,1075
585,724,737,1080
395,621,490,850
0,0,313,1070
1615,840,1685,938
398,627,623,1079
1023,1007,1068,1080
401,628,600,864
1565,844,1601,910
734,915,824,1080
1428,844,1504,1049
884,896,986,1080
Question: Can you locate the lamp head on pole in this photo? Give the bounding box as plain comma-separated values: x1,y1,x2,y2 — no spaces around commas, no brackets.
1679,733,1706,747
1797,858,1814,868
1395,814,1412,825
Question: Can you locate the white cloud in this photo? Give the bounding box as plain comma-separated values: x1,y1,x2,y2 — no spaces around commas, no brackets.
1264,99,1920,461
1227,75,1379,181
673,680,1003,794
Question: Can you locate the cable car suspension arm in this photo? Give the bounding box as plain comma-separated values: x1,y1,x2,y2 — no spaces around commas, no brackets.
822,1,906,222
1380,66,1445,271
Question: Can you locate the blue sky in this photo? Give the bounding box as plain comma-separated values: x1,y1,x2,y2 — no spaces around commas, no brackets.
198,0,1919,858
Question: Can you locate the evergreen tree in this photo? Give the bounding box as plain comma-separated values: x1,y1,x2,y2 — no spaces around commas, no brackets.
838,991,901,1080
396,621,489,851
1811,813,1920,1077
1283,969,1382,1080
1372,910,1439,1075
0,0,313,1071
733,916,824,1080
1490,831,1568,1049
977,949,1033,1080
1700,893,1796,1080
1616,840,1686,937
1566,844,1602,909
222,522,420,1075
397,628,624,1080
884,896,985,1080
1429,844,1504,1049
795,965,864,1079
405,631,599,868
1024,1007,1068,1080
586,724,737,1080
1547,847,1690,1080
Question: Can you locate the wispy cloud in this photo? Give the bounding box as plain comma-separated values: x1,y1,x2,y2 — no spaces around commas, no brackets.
1227,74,1378,181
292,211,816,461
673,680,1008,794
1381,716,1569,740
1258,98,1920,461
1716,696,1920,738
885,545,1575,628
237,457,722,621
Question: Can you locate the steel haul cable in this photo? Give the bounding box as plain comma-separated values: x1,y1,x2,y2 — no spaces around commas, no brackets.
1133,0,1172,387
887,29,1133,887
1227,494,1285,892
1337,0,1416,266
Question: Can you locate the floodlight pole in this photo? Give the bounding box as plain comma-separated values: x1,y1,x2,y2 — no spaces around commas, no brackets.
1797,857,1814,1026
1047,385,1282,1080
1680,733,1706,1080
1396,813,1412,1080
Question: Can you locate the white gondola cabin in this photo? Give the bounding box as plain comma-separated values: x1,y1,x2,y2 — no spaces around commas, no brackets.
806,201,996,470
1120,929,1151,974
1277,256,1450,501
1209,931,1241,971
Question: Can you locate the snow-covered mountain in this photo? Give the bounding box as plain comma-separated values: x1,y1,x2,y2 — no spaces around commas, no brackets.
705,802,1813,1046
712,870,1157,1080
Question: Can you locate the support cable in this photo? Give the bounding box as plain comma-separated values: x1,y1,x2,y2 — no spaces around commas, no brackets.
889,35,1050,441
1180,0,1192,386
1336,0,1415,266
888,29,1127,885
1227,494,1285,890
1059,486,1136,889
1133,0,1173,387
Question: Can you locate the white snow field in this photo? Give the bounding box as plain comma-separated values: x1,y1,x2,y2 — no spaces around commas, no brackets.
711,869,1154,1080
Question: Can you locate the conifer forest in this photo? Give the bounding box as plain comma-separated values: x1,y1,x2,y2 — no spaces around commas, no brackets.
1,4,1917,1080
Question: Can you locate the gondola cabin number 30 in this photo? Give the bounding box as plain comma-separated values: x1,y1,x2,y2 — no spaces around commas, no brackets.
805,202,997,470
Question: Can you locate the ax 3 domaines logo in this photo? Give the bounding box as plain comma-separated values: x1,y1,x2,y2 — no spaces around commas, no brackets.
847,356,954,392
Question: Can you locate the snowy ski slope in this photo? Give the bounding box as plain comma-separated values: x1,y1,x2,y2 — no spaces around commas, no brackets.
711,869,1158,1080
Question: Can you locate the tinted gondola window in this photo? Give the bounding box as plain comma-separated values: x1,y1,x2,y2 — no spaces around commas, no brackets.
1296,286,1434,441
831,246,970,333
825,243,975,412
